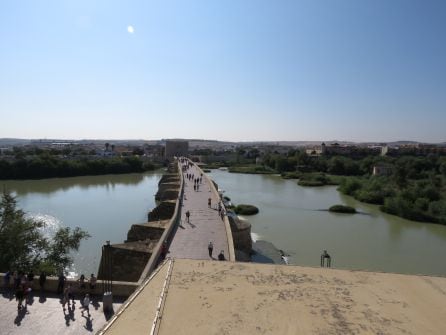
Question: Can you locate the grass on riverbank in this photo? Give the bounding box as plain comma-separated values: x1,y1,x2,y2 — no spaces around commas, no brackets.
228,165,276,174
297,172,343,187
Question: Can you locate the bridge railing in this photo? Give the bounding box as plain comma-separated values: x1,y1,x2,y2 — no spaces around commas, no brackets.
137,159,185,284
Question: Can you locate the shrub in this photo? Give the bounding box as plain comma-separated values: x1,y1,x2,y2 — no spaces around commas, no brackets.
298,180,325,186
338,178,362,195
297,172,331,186
234,204,259,215
329,205,357,214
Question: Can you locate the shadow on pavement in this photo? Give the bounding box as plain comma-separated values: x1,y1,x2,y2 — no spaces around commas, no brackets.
14,305,29,326
82,314,94,332
39,291,47,304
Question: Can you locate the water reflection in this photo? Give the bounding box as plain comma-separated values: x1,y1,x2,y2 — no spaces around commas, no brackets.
2,171,163,196
3,171,163,276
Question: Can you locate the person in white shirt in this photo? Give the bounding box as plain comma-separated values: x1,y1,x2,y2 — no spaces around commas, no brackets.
82,293,90,317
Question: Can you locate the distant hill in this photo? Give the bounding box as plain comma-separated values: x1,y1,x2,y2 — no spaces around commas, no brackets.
0,138,31,146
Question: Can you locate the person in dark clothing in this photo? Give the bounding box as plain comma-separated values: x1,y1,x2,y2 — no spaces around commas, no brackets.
79,274,86,290
89,274,97,290
3,271,11,289
16,285,25,310
39,272,47,291
13,272,20,290
161,241,168,260
208,241,213,258
218,250,226,261
57,273,66,294
27,271,34,285
320,250,331,267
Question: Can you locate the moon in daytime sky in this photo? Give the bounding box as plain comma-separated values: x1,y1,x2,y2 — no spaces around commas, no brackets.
127,25,134,34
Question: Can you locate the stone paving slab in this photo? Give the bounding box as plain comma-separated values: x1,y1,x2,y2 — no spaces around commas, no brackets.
168,163,229,260
0,289,123,335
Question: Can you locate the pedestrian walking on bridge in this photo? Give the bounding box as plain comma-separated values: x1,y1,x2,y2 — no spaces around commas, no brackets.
208,242,213,258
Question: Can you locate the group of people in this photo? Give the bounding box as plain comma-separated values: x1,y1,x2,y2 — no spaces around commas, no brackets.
209,198,226,220
193,177,202,191
185,173,203,192
57,272,97,316
3,270,47,310
3,269,97,315
182,158,203,192
217,201,226,220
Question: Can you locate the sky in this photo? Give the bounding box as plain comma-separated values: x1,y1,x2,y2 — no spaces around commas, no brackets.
1,0,445,143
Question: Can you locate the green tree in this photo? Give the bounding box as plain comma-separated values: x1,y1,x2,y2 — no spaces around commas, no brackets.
45,227,90,273
0,191,90,273
0,191,47,271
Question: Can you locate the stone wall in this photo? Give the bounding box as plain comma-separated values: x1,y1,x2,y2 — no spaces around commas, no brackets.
158,174,180,186
126,223,166,242
227,213,253,258
97,161,181,283
147,201,176,221
98,241,156,282
155,189,179,201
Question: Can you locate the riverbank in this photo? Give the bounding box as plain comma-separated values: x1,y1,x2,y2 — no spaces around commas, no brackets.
0,156,161,180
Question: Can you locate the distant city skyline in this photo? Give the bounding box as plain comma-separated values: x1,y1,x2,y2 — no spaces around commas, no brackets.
1,1,445,143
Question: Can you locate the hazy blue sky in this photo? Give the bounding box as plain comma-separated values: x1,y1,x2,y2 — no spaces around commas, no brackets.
1,0,445,142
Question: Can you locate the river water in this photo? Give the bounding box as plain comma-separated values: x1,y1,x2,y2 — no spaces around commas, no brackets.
4,169,446,277
2,171,163,277
208,169,446,276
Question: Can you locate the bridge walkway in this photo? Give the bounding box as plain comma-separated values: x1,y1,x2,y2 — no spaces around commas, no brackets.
167,161,229,260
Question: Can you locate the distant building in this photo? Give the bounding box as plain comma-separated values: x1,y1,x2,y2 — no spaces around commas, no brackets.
305,142,326,156
372,164,393,176
165,140,189,159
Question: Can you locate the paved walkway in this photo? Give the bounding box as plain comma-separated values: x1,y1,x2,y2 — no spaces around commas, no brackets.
168,162,229,260
0,289,123,335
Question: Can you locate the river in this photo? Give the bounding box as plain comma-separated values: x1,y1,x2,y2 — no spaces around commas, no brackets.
208,169,446,276
4,169,446,277
2,171,163,277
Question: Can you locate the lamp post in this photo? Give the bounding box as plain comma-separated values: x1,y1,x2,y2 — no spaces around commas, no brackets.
102,240,113,313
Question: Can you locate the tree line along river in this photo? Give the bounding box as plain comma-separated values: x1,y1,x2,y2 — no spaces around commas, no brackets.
3,169,446,277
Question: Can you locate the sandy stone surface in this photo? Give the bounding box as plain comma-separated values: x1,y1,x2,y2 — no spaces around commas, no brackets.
152,259,446,335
